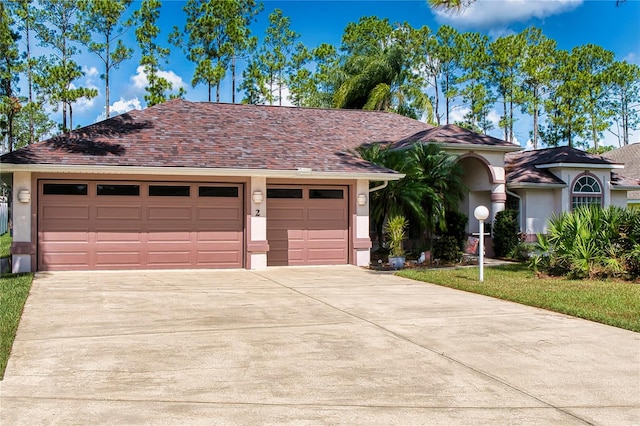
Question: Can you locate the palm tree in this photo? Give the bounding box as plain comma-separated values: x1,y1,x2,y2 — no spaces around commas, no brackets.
354,142,467,250
334,44,431,119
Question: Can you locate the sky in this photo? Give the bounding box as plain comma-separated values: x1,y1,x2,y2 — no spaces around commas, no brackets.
30,0,640,148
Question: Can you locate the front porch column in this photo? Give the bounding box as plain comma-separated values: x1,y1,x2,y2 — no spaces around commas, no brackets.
11,172,33,273
353,179,372,267
247,177,268,270
490,183,506,222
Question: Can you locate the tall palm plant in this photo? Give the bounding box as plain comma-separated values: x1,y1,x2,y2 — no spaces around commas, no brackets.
409,143,466,237
353,142,467,250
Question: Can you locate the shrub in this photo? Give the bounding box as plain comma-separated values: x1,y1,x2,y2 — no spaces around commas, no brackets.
493,209,520,258
433,236,462,263
530,206,640,280
443,210,468,251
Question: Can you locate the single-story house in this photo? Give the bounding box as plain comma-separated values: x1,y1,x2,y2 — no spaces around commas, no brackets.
2,99,638,272
601,144,640,208
504,146,640,240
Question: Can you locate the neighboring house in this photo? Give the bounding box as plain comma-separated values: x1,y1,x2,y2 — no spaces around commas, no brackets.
1,99,638,272
505,146,640,241
602,144,640,208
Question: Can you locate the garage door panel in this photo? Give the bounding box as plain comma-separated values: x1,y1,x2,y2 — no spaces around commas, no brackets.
41,251,90,268
147,206,192,220
307,248,347,262
42,205,89,220
307,208,347,222
39,181,244,271
40,230,90,243
196,250,242,266
197,207,242,221
94,251,143,267
270,207,305,220
96,205,142,220
147,250,192,266
147,230,192,243
307,229,348,240
95,229,142,242
196,231,242,243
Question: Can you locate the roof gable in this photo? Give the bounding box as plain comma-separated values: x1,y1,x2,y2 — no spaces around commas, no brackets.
391,124,520,151
506,146,630,187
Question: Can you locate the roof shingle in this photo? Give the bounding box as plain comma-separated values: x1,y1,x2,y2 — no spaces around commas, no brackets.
1,99,437,175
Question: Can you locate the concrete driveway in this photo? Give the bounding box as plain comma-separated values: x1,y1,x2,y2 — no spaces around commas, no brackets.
1,266,638,425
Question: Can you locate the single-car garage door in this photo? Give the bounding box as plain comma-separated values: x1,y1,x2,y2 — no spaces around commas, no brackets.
267,186,348,266
38,180,244,271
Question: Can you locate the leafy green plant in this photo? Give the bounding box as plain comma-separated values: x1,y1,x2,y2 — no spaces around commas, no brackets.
442,210,468,251
530,206,640,280
493,209,520,258
384,214,408,257
433,235,462,263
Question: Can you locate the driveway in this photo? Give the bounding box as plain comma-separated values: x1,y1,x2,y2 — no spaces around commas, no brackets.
1,266,638,425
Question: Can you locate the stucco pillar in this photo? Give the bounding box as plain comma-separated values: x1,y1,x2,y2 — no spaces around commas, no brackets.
353,179,372,267
490,183,506,223
247,177,268,270
11,172,33,273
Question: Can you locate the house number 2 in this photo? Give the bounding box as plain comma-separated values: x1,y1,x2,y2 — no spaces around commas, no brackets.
255,209,261,217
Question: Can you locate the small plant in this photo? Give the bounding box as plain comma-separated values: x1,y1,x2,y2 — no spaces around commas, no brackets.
384,215,408,257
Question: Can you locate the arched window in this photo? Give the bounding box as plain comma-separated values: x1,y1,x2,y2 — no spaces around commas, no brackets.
571,173,602,210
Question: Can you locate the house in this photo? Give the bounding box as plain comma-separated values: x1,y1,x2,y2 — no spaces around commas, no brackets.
505,146,639,240
1,99,638,272
601,144,640,208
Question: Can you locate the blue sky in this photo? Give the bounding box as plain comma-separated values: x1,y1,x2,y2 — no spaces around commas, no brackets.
45,0,640,147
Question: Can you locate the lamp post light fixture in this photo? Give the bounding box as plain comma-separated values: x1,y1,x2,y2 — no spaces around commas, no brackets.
473,205,490,282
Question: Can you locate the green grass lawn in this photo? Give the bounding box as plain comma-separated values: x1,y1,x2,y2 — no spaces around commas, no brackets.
0,273,34,380
398,263,640,332
1,232,11,258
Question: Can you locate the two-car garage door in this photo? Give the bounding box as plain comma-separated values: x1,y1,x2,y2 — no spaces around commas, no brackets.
38,181,244,271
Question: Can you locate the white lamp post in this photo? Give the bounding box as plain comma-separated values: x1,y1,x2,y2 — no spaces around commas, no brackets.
474,205,490,282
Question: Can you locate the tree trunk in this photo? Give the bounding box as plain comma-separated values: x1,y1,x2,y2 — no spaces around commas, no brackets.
26,20,34,144
105,37,111,118
532,87,539,150
433,75,440,125
216,81,220,103
502,97,508,141
231,56,236,104
509,99,514,143
208,82,211,102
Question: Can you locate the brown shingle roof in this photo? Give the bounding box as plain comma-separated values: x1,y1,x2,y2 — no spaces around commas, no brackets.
505,146,621,186
602,144,640,199
1,99,438,175
391,124,519,150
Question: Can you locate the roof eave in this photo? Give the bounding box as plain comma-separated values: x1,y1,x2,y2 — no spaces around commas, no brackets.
536,163,623,170
611,185,640,191
507,182,567,189
439,143,522,152
0,164,404,181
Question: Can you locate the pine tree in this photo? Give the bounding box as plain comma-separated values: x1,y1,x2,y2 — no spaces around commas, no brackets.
79,0,133,119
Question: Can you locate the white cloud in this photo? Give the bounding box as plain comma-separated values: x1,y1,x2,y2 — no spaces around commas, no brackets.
95,97,143,122
434,0,583,29
449,106,470,123
131,65,187,91
83,65,99,80
623,52,638,65
487,109,501,128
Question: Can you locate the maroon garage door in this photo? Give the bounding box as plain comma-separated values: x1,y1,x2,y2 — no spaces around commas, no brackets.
38,181,243,271
266,186,348,266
